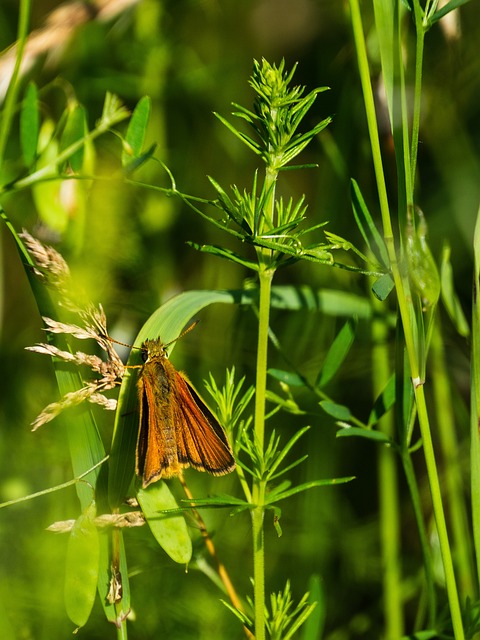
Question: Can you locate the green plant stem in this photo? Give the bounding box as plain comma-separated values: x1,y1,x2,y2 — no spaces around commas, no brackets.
410,0,426,192
252,484,266,640
0,0,31,170
431,321,475,599
415,384,464,638
251,263,274,640
254,265,274,450
372,301,404,638
349,0,417,366
350,2,465,636
401,444,437,628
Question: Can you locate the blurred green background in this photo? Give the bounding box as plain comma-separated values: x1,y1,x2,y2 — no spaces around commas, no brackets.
0,1,479,638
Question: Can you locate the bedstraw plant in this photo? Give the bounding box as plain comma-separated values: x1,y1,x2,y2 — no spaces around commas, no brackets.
1,1,479,639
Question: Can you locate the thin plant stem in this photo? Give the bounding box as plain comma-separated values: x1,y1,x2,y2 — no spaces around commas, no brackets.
371,300,404,638
415,384,464,638
349,2,465,637
348,0,417,367
178,475,252,638
112,529,129,640
401,444,437,628
0,455,108,510
251,263,274,640
410,0,426,193
430,321,475,599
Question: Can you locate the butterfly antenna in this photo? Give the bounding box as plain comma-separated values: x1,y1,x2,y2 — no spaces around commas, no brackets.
163,320,199,349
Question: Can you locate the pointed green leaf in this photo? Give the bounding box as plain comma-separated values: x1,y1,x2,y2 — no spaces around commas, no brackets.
315,318,356,388
429,0,471,25
265,477,354,505
351,179,389,267
441,244,469,337
268,368,305,387
20,82,39,166
61,103,88,172
122,95,151,166
372,273,395,301
137,483,192,564
368,374,396,426
336,426,393,445
188,242,258,271
64,502,100,628
319,401,352,421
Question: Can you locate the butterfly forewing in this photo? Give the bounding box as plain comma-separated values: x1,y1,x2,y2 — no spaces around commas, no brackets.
172,370,236,475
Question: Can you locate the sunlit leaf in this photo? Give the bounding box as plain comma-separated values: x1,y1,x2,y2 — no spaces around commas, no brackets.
61,103,88,172
64,502,100,628
137,483,192,564
20,82,39,166
122,95,151,166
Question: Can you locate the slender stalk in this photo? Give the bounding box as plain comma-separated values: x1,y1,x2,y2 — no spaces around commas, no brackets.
410,0,426,193
348,0,417,368
431,321,475,598
251,264,274,640
349,2,465,636
415,385,464,638
254,266,274,451
179,476,249,625
401,444,437,628
371,301,403,638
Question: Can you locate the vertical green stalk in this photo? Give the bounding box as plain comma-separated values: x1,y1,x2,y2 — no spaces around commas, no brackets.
410,0,426,192
349,1,465,636
252,263,274,640
401,445,437,628
414,385,464,638
372,301,404,638
431,321,475,598
0,0,31,170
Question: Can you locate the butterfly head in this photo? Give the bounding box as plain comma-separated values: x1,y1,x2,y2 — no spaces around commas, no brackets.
141,338,168,363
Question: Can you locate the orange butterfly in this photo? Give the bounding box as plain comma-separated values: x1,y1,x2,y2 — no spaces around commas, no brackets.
135,337,235,488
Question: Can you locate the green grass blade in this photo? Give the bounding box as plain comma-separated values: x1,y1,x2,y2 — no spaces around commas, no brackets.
64,502,100,628
20,81,39,166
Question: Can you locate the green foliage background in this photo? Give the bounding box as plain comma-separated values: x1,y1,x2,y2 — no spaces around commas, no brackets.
0,1,479,638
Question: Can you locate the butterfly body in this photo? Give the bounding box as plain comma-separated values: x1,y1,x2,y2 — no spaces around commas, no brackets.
136,338,235,488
